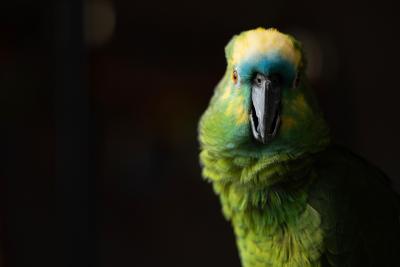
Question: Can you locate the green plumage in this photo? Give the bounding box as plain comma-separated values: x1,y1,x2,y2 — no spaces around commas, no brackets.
198,28,400,267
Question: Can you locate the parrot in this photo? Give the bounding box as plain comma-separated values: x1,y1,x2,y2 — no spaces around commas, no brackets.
198,27,400,267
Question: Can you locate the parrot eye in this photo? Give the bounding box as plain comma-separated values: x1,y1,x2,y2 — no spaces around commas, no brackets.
232,70,238,84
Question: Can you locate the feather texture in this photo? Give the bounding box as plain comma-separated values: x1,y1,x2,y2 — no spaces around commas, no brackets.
198,28,400,267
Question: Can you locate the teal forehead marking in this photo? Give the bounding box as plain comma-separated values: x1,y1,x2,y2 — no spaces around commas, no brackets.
237,53,296,86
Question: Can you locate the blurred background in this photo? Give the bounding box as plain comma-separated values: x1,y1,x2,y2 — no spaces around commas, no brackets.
1,0,399,266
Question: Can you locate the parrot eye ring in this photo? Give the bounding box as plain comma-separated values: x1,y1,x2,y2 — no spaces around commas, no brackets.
232,70,238,84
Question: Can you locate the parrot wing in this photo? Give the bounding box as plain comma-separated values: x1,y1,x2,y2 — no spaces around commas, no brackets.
308,145,400,267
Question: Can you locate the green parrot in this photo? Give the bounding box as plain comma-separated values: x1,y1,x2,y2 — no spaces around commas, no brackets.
198,27,400,267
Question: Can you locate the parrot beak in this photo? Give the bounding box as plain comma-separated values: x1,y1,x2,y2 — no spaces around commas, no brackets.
250,74,281,144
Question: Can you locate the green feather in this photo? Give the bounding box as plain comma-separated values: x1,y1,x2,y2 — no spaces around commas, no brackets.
198,28,400,267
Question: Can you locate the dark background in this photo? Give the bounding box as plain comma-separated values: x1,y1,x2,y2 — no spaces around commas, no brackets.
1,0,399,266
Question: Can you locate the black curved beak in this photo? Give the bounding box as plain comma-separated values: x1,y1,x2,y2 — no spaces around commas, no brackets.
250,74,281,144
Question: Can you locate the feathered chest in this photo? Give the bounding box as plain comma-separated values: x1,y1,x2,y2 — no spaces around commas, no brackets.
200,149,324,267
234,209,324,267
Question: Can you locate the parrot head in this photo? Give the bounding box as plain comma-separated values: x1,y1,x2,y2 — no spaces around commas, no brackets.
199,28,330,156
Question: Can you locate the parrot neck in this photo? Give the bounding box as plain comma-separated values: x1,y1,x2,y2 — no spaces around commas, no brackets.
200,144,325,227
200,143,322,187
